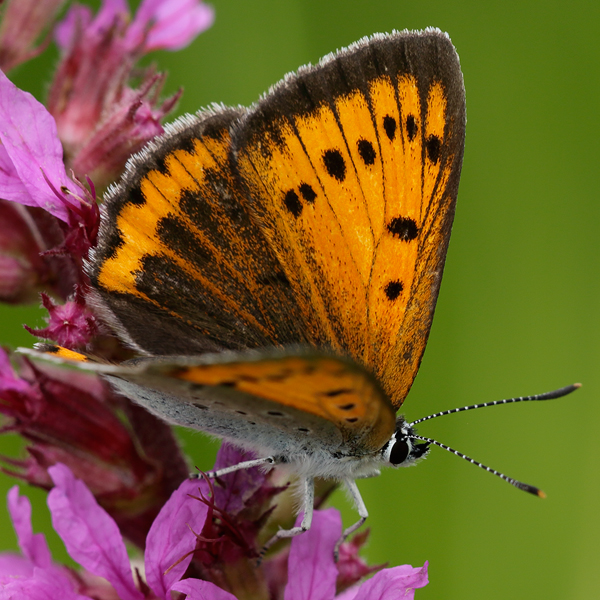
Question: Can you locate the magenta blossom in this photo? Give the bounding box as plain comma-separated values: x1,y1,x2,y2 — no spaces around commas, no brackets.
0,69,86,224
48,0,213,187
0,68,100,276
24,289,98,348
0,0,67,72
0,347,190,549
124,0,215,54
54,0,214,56
2,464,428,600
0,0,214,332
1,464,208,599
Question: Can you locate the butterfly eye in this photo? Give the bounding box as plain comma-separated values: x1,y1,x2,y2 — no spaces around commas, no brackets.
388,439,410,465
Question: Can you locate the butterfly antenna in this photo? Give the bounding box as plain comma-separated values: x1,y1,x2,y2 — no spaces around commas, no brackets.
409,383,580,427
410,434,546,498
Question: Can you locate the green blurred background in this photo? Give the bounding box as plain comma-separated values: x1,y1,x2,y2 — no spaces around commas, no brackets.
2,0,599,598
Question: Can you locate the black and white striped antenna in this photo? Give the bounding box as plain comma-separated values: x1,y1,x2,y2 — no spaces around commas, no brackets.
408,383,581,497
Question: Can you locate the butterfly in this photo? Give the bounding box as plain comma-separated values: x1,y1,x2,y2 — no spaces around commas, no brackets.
31,27,573,555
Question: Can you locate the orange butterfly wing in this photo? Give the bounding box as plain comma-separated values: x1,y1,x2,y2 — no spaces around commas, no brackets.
89,110,309,354
235,29,466,408
88,30,465,451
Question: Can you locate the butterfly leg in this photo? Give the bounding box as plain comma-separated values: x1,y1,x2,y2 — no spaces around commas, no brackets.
259,476,315,561
334,478,368,561
190,455,280,479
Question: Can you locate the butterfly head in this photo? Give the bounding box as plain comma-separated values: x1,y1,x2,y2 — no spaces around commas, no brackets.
381,418,430,467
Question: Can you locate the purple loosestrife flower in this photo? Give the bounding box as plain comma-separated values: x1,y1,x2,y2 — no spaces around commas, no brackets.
2,463,428,599
48,0,214,188
0,348,190,548
0,0,67,72
0,0,214,344
0,200,71,304
0,69,91,226
1,464,208,599
0,67,99,314
23,289,98,349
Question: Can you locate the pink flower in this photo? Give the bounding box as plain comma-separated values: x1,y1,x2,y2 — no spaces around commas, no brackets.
54,0,214,55
0,0,67,72
24,289,98,348
127,0,215,53
0,348,190,548
48,0,213,188
2,464,208,599
0,70,86,223
0,0,214,340
2,464,428,600
0,69,100,273
174,509,429,600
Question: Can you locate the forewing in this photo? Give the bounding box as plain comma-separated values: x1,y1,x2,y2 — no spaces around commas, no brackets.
234,29,466,407
88,108,308,355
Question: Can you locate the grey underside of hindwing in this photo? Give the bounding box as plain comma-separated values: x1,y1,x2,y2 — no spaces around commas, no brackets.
105,375,379,479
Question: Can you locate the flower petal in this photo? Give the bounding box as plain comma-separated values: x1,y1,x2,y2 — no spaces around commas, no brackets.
212,444,268,515
0,565,91,599
284,509,340,600
145,478,209,599
55,0,129,50
172,578,239,600
6,486,52,568
352,562,429,600
132,0,215,52
0,348,30,393
47,464,143,600
0,145,32,207
0,71,75,221
0,554,34,578
53,4,93,51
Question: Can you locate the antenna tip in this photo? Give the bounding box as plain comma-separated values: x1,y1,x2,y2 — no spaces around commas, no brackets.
519,482,546,497
573,383,582,389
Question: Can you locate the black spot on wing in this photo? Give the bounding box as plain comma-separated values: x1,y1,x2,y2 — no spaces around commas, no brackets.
384,280,404,300
284,189,303,217
299,183,317,203
357,139,376,165
323,388,354,398
323,149,346,181
426,134,441,164
383,115,396,140
406,115,418,141
387,217,419,241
